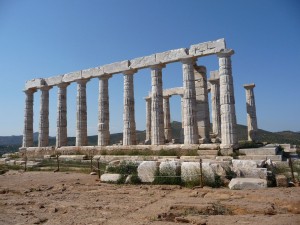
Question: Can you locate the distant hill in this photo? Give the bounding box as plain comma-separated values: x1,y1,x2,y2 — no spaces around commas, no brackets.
0,122,299,155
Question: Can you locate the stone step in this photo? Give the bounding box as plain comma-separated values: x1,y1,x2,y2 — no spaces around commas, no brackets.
239,147,278,156
238,155,282,161
198,144,219,150
197,150,218,155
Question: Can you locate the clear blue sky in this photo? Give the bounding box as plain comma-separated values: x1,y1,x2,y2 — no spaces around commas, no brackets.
0,0,299,137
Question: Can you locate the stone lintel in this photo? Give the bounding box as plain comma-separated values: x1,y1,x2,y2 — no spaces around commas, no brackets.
147,87,184,98
102,60,130,74
189,38,226,57
217,48,234,58
25,38,227,89
244,83,255,89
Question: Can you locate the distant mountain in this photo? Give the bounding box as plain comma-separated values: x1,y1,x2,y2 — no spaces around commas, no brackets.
1,122,299,150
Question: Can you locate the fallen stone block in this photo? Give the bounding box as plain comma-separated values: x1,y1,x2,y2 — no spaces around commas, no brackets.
228,178,267,190
181,162,215,183
101,173,121,183
232,160,257,170
159,161,180,176
137,161,159,183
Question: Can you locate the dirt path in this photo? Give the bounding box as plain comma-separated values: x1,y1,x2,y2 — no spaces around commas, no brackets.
0,171,299,225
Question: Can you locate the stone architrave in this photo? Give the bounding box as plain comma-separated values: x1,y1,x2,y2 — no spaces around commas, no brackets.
218,49,238,151
181,57,198,144
163,95,172,142
123,70,137,145
38,86,52,147
98,75,111,146
209,73,221,140
244,83,258,142
194,65,210,143
22,89,36,147
56,83,69,147
145,97,151,144
151,64,165,145
76,79,89,146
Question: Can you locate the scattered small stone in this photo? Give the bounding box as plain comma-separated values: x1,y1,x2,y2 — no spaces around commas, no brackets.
174,217,190,223
90,172,97,175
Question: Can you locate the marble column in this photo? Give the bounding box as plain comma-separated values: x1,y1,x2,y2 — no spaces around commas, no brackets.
98,75,111,146
38,86,52,147
217,49,238,150
163,95,172,142
209,77,221,140
76,79,89,146
22,89,36,147
194,65,210,143
244,83,258,142
145,97,151,144
151,64,165,145
56,83,69,147
123,70,137,145
181,57,198,144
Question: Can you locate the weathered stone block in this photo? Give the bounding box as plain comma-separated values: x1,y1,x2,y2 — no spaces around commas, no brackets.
82,67,104,79
45,75,63,86
25,78,45,90
130,54,156,69
101,173,121,183
232,159,257,170
156,48,188,63
59,155,88,161
275,175,288,187
239,147,278,155
62,71,82,83
228,178,267,190
159,161,180,176
102,60,130,74
137,161,159,183
181,162,215,183
235,168,268,179
189,38,225,57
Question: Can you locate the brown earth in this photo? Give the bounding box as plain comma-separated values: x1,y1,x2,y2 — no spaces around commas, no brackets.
0,171,299,225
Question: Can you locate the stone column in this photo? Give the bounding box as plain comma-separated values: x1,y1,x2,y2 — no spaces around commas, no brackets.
218,49,238,151
38,86,52,147
163,95,172,142
209,77,221,140
244,83,258,142
22,89,36,147
56,83,69,147
181,58,198,144
151,64,165,145
194,65,210,143
145,97,151,144
76,79,89,146
98,75,111,146
123,70,137,145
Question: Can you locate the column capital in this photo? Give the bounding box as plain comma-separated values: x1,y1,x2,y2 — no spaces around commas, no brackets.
243,83,255,89
57,82,69,89
217,49,234,58
163,95,171,99
150,64,165,70
99,74,112,80
194,64,206,73
144,96,151,101
40,85,52,91
23,88,37,94
208,78,220,84
123,69,137,75
180,56,196,65
77,78,89,85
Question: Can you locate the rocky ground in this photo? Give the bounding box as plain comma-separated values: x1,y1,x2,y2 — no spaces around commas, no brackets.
0,171,299,225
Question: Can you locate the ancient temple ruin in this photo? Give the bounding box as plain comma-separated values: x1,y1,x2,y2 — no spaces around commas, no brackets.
21,38,239,154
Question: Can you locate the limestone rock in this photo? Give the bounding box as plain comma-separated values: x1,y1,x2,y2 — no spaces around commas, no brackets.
101,173,121,183
181,162,215,183
228,178,267,190
137,161,159,183
159,161,180,176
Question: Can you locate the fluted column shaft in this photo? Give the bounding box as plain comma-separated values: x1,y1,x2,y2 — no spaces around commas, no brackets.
209,78,221,138
218,50,238,149
22,89,36,147
163,96,172,142
151,65,165,145
56,83,69,147
182,58,198,144
145,97,151,143
98,75,111,146
123,70,136,145
76,79,88,146
194,65,210,143
244,83,258,142
38,86,51,147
